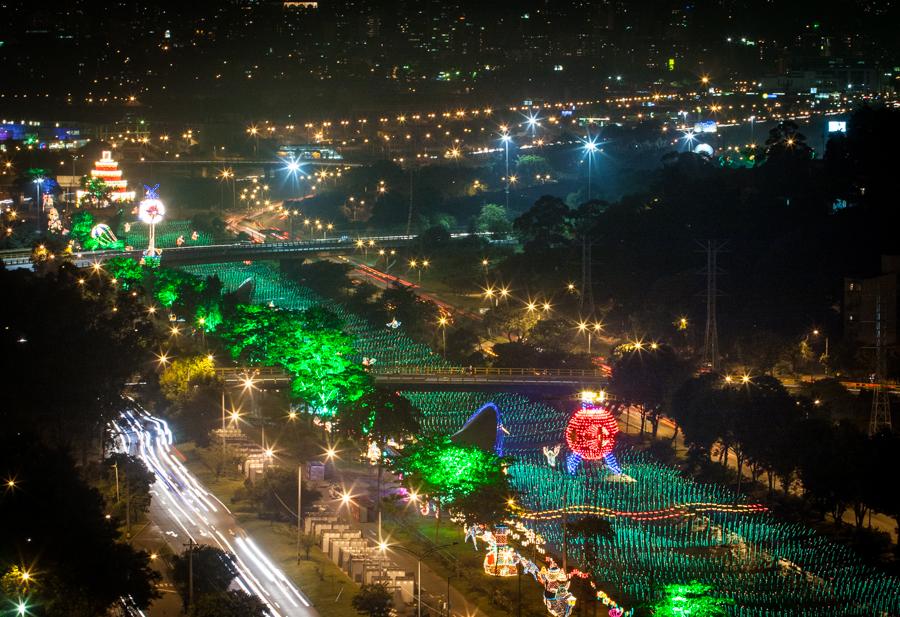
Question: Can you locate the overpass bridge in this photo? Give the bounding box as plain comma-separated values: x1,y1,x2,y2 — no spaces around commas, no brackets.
214,366,608,393
0,232,506,269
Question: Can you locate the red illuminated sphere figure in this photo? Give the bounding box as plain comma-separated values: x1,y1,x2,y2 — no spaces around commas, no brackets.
563,391,622,474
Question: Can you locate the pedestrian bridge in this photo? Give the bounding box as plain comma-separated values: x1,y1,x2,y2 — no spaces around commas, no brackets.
0,235,418,269
214,365,608,392
0,231,509,269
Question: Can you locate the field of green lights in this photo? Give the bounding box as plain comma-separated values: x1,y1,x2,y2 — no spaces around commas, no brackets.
182,261,900,616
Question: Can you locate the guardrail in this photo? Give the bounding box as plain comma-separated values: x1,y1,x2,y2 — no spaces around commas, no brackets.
214,365,606,382
371,366,606,379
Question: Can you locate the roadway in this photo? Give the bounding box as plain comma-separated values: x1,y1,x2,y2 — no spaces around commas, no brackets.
112,401,318,617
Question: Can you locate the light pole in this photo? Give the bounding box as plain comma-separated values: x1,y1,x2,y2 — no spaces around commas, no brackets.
438,316,448,359
501,132,512,210
296,464,303,563
577,321,603,355
33,177,44,232
583,138,598,200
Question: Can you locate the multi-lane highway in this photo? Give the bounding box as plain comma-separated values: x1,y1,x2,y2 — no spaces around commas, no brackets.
112,401,318,617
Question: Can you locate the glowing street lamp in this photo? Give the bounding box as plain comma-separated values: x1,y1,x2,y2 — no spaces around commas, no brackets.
500,131,513,209
482,286,497,305
524,112,540,139
577,320,603,355
32,177,44,231
438,315,449,359
582,137,599,200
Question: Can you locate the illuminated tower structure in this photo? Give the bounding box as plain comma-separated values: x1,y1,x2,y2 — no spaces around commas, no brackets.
77,150,136,205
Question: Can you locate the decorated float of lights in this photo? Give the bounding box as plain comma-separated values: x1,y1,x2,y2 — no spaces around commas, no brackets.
76,150,135,205
564,390,621,474
138,184,165,259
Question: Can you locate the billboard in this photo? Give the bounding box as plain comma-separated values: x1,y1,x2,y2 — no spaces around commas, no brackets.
828,121,847,133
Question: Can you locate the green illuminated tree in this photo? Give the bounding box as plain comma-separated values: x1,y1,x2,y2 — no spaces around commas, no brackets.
104,257,146,290
392,436,512,532
515,154,552,182
650,581,732,616
70,211,96,247
218,304,370,414
473,203,513,237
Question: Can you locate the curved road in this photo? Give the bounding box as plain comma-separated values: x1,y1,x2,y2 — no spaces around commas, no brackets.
113,401,318,617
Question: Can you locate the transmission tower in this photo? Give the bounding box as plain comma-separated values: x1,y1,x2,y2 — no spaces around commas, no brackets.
869,284,892,435
580,235,595,315
698,240,726,371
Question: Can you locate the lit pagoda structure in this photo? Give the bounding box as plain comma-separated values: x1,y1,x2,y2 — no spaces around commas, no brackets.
76,150,135,206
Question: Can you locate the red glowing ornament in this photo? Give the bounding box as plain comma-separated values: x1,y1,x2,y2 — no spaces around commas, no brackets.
565,392,619,461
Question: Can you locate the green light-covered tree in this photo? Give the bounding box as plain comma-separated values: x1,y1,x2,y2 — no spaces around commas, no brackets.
219,304,370,414
650,581,733,616
392,436,513,533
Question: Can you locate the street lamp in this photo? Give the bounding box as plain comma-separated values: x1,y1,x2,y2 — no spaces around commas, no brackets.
438,316,449,359
32,177,44,232
577,320,603,355
582,138,598,200
811,328,829,374
500,132,513,209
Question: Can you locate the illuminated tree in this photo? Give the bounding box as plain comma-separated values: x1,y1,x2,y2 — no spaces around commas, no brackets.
80,174,111,203
219,304,370,414
650,581,732,617
159,355,218,403
473,203,513,237
104,257,146,290
483,302,540,342
69,211,96,246
392,436,512,532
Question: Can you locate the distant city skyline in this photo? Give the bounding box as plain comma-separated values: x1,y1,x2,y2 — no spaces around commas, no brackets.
1,0,897,119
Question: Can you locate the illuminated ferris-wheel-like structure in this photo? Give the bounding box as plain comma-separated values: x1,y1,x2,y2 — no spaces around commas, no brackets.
138,184,165,258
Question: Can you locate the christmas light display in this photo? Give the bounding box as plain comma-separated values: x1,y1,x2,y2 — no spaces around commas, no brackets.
169,261,900,617
482,525,519,576
542,444,561,467
76,150,135,205
89,223,119,249
138,184,165,257
564,391,621,474
535,562,576,617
